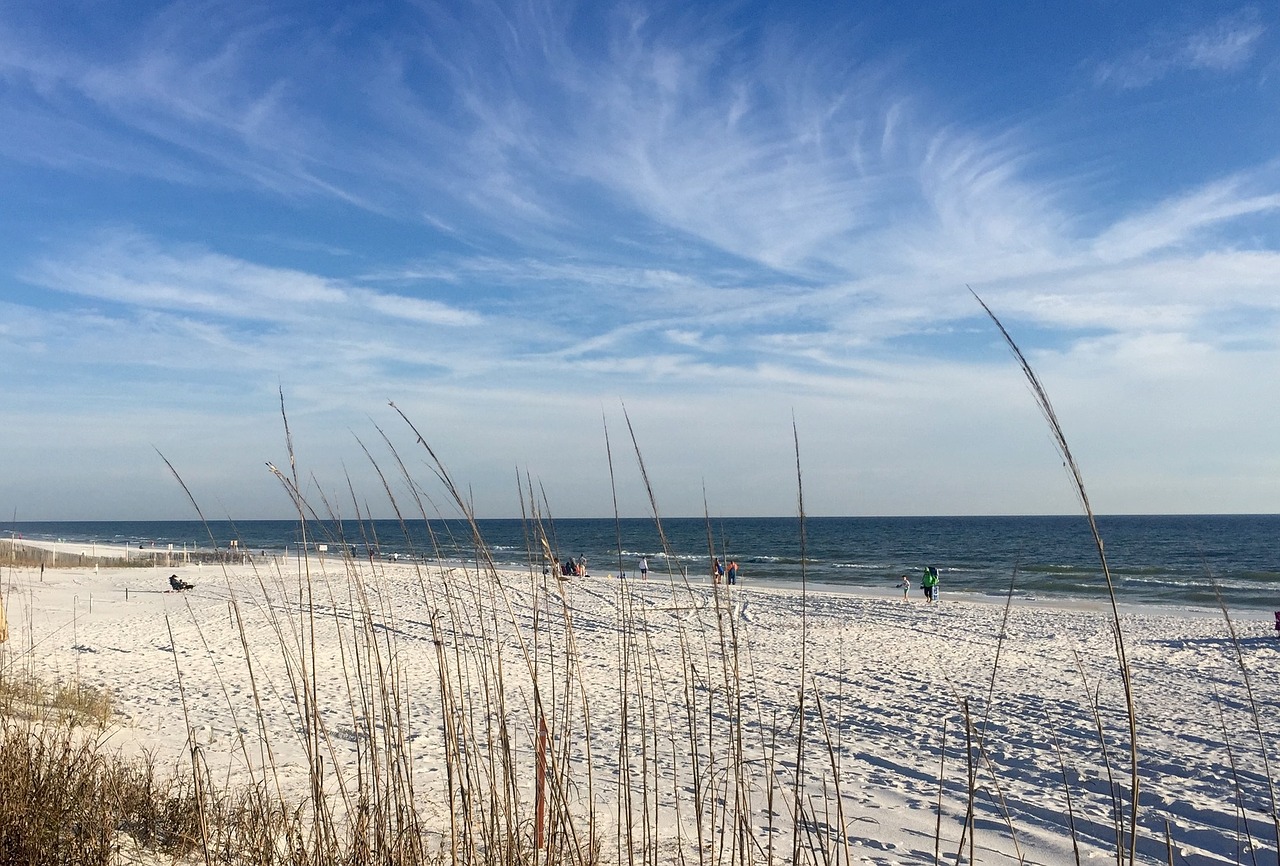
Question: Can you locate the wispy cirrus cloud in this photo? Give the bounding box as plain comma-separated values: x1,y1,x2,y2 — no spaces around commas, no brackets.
24,231,483,330
2,1,1274,293
1091,173,1280,262
1092,8,1265,90
0,5,383,205
558,19,911,275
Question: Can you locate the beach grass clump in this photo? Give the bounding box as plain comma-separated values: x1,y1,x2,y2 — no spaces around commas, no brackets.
0,670,114,727
0,715,202,864
0,664,198,862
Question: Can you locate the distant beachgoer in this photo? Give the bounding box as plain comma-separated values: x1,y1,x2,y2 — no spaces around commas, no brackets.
713,557,724,584
168,574,194,592
899,574,910,601
576,554,588,577
727,560,738,585
922,566,939,602
639,556,648,579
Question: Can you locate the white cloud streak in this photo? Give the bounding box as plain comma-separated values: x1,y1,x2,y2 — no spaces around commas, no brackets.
1091,175,1280,262
25,232,481,328
1093,9,1265,90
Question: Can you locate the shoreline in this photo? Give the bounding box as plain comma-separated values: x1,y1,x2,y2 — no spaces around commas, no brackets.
9,537,1277,619
5,514,1274,601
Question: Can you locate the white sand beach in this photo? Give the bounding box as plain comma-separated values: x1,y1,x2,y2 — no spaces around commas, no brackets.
3,540,1278,865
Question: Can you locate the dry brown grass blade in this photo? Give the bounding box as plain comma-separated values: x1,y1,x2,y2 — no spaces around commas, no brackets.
620,403,682,581
972,287,1140,866
933,717,947,866
603,411,627,583
790,415,809,866
1213,585,1280,859
953,699,977,866
1210,684,1260,866
164,613,212,866
1046,708,1084,866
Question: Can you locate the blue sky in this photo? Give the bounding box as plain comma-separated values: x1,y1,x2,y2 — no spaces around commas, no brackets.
2,1,1277,520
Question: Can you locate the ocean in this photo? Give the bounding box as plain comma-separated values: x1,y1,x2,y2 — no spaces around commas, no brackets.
9,514,1279,612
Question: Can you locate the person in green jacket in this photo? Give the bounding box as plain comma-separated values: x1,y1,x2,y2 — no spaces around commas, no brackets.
921,566,939,602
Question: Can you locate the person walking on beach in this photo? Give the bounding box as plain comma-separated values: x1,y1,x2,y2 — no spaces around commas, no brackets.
921,566,939,602
712,557,724,584
727,560,738,585
899,573,911,601
639,556,648,579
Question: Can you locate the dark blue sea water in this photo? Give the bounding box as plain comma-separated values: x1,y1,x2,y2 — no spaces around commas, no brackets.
8,515,1280,611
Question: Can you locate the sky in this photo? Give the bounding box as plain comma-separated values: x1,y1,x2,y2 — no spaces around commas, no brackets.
2,1,1278,521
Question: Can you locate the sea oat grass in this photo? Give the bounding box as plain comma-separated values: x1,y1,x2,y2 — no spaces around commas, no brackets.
0,671,114,726
0,717,203,864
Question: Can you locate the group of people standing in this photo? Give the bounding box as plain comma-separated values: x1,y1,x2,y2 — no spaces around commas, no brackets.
632,555,740,584
711,557,739,585
899,566,940,602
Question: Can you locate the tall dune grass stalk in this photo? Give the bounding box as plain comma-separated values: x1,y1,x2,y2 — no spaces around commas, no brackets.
164,613,212,866
967,567,1027,863
603,413,627,585
601,414,639,866
790,418,809,866
973,288,1140,866
1073,647,1123,856
954,699,977,865
980,565,1020,741
1046,710,1084,866
1214,590,1280,859
1210,686,1260,866
812,692,851,866
933,718,946,866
